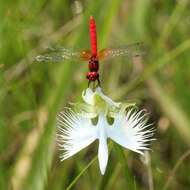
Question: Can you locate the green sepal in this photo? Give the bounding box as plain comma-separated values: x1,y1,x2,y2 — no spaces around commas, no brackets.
108,102,136,117
69,102,97,118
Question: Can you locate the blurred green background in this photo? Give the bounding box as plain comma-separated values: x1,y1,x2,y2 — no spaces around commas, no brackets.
1,0,190,189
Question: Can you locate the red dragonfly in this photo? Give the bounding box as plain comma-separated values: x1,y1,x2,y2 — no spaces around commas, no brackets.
36,16,143,86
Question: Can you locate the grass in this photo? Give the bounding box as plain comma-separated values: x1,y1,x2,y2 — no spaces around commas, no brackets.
1,0,190,189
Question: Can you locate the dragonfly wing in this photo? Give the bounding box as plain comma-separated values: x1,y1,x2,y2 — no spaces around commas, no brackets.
98,42,144,61
35,47,91,63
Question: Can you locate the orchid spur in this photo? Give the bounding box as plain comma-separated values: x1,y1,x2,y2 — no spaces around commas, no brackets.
56,87,155,175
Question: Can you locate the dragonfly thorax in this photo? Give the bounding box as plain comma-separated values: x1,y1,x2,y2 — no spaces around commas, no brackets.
88,56,99,72
87,56,99,82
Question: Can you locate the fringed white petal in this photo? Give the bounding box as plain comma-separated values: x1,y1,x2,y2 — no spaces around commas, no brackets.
56,109,97,160
107,109,155,155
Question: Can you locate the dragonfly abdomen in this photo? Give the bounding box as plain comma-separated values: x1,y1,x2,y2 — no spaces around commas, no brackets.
90,16,97,56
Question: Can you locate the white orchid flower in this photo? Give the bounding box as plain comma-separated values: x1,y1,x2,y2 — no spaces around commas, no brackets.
56,88,155,175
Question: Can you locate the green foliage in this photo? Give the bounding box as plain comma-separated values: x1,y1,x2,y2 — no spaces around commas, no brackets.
1,0,190,189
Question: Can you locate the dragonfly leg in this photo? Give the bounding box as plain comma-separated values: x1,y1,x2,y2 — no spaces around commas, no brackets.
87,78,101,91
93,81,96,91
97,78,101,87
88,80,91,87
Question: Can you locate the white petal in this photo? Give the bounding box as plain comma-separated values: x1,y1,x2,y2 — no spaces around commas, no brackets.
107,109,154,155
82,88,94,105
82,87,121,107
96,87,121,107
97,116,108,175
56,109,97,160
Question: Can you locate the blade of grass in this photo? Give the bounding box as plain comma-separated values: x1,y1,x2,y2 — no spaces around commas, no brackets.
97,161,115,190
113,144,135,190
22,63,73,190
4,15,82,82
163,149,190,190
11,107,48,190
147,77,190,145
158,0,188,47
105,163,121,190
132,0,152,39
98,0,122,48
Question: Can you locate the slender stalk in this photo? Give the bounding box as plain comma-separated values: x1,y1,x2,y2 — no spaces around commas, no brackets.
144,151,154,190
65,156,97,190
163,149,190,190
